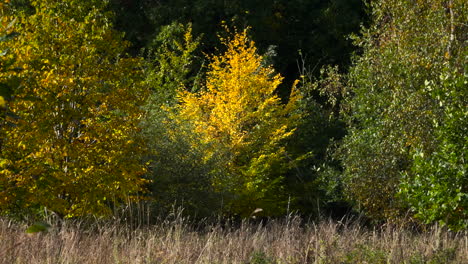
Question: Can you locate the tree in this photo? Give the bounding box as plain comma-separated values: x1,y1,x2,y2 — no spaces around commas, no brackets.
338,0,467,226
0,2,21,156
111,0,366,91
0,0,149,217
175,28,303,216
399,67,467,230
289,65,348,217
144,22,203,107
0,0,22,107
142,23,224,218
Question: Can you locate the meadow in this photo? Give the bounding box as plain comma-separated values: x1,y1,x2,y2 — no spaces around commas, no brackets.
1,212,466,264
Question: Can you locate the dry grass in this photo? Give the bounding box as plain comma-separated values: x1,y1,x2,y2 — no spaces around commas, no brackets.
1,213,467,264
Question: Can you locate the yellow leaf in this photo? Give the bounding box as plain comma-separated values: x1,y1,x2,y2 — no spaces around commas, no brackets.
0,96,5,108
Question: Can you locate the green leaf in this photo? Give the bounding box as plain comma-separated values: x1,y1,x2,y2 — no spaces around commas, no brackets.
0,32,19,43
26,222,51,233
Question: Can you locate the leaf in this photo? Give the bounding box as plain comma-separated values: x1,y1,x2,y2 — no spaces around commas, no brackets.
0,32,19,43
0,48,8,57
26,222,51,233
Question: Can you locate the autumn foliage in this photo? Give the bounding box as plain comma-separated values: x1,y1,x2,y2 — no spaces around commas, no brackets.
0,1,148,217
172,28,303,216
0,0,465,231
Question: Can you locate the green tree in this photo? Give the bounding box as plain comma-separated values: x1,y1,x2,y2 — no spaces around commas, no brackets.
144,22,202,107
338,0,467,226
288,65,348,217
400,67,467,230
0,0,149,217
142,23,224,217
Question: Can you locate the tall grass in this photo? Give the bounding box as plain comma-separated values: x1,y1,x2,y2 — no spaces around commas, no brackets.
1,211,467,263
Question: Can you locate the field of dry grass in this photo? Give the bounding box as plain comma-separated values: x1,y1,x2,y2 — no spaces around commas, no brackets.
1,213,467,264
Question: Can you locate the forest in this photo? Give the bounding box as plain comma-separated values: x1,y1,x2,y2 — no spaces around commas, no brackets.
0,0,467,262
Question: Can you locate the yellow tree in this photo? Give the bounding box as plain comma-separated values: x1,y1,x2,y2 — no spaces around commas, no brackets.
0,0,149,217
176,28,303,216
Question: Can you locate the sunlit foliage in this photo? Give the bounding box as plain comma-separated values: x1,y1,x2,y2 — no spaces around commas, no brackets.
338,0,467,228
0,0,149,217
175,28,303,216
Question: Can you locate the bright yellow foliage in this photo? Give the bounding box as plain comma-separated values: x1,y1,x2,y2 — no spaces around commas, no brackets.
0,1,149,217
176,29,302,216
